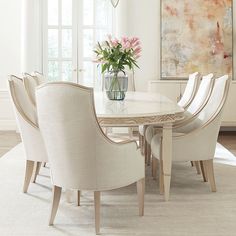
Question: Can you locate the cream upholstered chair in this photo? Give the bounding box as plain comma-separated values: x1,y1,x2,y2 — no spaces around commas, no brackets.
8,76,48,192
177,72,199,108
145,73,214,175
139,72,203,164
36,82,145,234
151,75,230,195
23,72,46,106
145,73,214,152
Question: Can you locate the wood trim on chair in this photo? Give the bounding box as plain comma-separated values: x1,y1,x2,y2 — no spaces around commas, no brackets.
49,186,62,226
137,178,145,216
23,160,35,193
94,191,101,235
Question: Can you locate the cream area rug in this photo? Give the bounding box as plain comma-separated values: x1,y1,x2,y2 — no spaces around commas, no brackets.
0,143,236,236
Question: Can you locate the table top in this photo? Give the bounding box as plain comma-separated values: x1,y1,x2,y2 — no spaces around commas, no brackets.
94,91,184,127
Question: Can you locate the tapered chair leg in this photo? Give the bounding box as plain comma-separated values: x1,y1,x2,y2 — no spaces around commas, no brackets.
77,191,81,206
137,178,145,216
205,160,216,192
94,191,101,235
23,160,35,193
152,158,158,180
145,143,151,166
159,159,164,195
139,134,143,152
194,161,201,175
49,185,62,226
32,162,42,183
200,161,208,182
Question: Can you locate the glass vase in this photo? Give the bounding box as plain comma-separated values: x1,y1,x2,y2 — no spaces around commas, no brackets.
104,71,128,100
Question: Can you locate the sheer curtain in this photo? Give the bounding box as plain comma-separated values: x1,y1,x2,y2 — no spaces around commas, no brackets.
21,0,42,74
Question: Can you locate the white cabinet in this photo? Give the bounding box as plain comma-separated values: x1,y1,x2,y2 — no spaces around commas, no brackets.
148,80,187,103
221,82,236,126
148,80,236,127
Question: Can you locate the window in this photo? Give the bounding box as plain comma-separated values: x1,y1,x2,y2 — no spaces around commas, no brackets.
43,0,114,87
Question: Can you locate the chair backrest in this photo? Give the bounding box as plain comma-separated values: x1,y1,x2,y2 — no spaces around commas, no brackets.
178,72,199,108
183,75,230,132
23,74,40,106
33,71,46,84
8,75,37,127
36,82,111,189
186,73,214,116
8,75,48,163
197,75,229,127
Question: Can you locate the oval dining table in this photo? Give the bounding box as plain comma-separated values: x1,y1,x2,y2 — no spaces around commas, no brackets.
94,91,185,201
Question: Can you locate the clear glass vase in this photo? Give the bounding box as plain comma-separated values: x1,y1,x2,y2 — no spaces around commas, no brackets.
104,71,128,100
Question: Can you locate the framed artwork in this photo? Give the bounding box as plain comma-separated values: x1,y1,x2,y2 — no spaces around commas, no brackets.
161,0,233,79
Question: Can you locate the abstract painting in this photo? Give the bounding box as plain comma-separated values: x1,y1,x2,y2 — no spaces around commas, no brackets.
161,0,233,79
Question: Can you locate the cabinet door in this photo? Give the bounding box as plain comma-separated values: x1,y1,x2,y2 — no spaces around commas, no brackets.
222,83,236,126
148,81,181,103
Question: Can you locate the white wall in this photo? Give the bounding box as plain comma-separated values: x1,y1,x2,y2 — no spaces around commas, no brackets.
0,0,22,89
127,0,160,91
0,0,22,129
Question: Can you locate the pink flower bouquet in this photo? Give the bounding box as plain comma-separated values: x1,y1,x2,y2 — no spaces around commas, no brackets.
94,35,141,75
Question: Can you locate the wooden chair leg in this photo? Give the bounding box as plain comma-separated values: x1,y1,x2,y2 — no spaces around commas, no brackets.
77,191,81,206
23,160,35,193
137,178,145,216
139,134,143,152
146,143,151,166
152,158,158,180
159,159,164,195
191,161,194,167
32,162,42,183
94,191,101,235
194,161,201,175
205,160,216,192
49,185,62,226
200,161,208,182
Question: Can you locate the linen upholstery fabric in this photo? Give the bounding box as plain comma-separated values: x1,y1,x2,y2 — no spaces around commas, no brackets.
23,73,46,106
145,73,214,144
151,75,230,162
177,72,199,108
36,82,144,191
8,76,48,163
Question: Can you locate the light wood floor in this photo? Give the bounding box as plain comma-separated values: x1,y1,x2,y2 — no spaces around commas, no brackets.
0,131,236,158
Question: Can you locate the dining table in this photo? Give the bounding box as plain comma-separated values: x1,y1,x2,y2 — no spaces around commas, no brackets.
94,91,185,201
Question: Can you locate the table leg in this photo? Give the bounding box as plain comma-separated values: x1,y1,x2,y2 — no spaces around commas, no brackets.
162,123,173,201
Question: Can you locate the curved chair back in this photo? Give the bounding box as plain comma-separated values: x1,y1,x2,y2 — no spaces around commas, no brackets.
197,75,229,128
173,75,230,162
23,74,40,106
36,82,144,191
9,76,37,126
178,72,199,108
8,75,48,163
185,73,214,116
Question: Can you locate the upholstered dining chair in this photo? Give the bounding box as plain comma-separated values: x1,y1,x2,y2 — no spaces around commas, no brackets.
36,82,145,235
177,72,199,109
8,75,48,192
144,73,214,170
151,75,230,194
139,72,203,164
23,72,46,105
